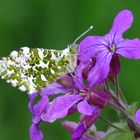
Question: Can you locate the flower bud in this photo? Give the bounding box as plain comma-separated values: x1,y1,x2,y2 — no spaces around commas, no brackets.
88,90,110,108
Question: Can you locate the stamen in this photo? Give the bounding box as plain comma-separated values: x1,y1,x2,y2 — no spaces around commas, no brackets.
109,44,116,52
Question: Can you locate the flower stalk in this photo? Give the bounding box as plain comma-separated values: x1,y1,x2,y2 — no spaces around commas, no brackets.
99,116,125,132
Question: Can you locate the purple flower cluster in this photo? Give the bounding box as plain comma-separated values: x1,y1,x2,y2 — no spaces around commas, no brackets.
27,10,140,140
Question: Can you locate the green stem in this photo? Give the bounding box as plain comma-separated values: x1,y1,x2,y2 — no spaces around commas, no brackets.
100,116,125,132
114,75,128,106
109,97,131,119
105,79,110,93
115,75,120,99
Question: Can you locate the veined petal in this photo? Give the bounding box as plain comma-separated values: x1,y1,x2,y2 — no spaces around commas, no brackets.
74,62,86,90
78,36,105,62
57,75,76,92
88,51,113,87
77,99,96,115
30,123,43,140
72,111,100,140
28,92,39,114
41,95,83,122
72,122,87,140
32,96,49,124
40,82,68,96
109,10,133,38
116,39,140,59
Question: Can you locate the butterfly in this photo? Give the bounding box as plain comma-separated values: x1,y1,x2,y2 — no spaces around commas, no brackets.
0,26,93,94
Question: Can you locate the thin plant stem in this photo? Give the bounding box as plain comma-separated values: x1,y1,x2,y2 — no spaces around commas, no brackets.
115,75,120,99
105,79,110,93
114,75,128,106
99,116,125,132
109,97,131,119
118,87,128,106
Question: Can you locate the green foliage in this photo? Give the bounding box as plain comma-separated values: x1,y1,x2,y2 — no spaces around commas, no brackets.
128,102,139,116
102,121,135,140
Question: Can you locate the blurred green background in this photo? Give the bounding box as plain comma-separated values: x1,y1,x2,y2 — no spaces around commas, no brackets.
0,0,140,139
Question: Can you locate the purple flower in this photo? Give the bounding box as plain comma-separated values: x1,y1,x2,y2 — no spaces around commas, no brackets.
28,70,110,140
79,10,140,87
72,115,100,140
38,74,109,139
62,120,105,140
40,75,101,123
30,123,43,140
29,93,49,140
134,109,140,126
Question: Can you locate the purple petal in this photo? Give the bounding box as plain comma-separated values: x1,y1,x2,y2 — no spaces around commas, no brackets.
109,10,133,38
78,36,104,62
80,137,93,140
72,122,87,140
30,123,43,140
41,95,83,122
83,111,100,127
57,75,77,92
88,51,113,87
62,121,78,133
28,92,39,114
72,112,100,140
74,63,86,90
32,96,49,124
40,82,68,96
116,39,140,59
135,109,140,125
77,99,96,115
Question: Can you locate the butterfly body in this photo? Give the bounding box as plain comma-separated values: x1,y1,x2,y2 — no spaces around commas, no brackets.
0,46,77,94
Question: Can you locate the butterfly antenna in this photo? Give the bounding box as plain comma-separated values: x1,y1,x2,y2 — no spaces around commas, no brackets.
73,26,93,45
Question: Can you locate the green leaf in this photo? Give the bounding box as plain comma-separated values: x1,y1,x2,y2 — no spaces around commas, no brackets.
101,121,135,140
128,102,139,116
102,131,135,140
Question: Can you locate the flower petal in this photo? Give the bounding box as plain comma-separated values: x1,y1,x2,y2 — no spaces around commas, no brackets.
30,123,43,140
77,99,96,115
72,122,87,140
72,112,100,140
88,51,113,87
57,75,76,92
62,121,78,133
109,10,133,38
40,82,68,96
32,96,49,123
116,39,140,59
135,109,140,125
28,92,39,114
74,62,86,90
41,95,83,122
78,36,105,62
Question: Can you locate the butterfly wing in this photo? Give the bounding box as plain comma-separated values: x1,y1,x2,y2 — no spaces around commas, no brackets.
0,46,77,94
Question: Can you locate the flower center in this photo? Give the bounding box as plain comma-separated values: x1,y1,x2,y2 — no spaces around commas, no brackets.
109,44,116,52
